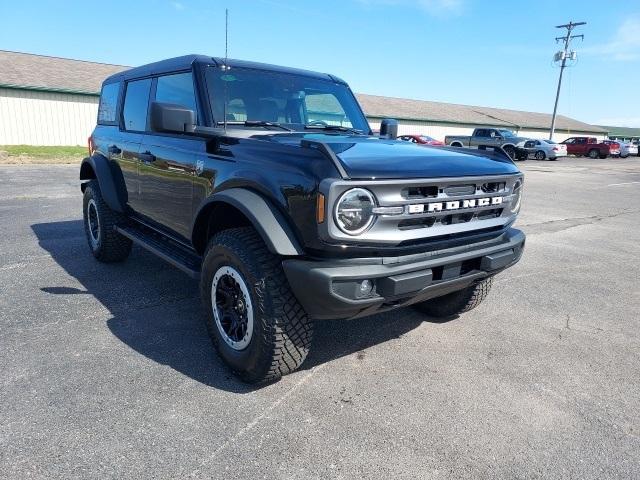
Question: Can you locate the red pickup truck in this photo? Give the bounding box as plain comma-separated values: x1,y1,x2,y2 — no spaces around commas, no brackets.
560,137,619,159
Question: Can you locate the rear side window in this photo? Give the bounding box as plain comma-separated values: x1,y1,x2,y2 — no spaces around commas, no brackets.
155,72,197,119
97,83,120,124
123,78,152,132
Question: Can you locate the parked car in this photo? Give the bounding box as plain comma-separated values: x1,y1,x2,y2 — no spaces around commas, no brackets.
398,134,444,146
445,128,529,160
516,139,567,161
80,54,525,383
606,140,638,158
560,137,619,159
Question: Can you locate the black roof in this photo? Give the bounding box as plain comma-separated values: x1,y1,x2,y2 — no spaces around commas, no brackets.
102,54,343,85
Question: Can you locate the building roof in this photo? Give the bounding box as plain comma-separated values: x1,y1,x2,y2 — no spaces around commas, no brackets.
0,50,127,95
597,125,640,138
0,50,605,133
357,93,606,133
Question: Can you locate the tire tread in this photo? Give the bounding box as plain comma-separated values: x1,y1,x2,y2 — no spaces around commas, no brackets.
202,227,312,383
83,180,132,263
413,277,493,318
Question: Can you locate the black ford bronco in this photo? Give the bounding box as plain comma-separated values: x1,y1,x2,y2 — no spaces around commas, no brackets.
80,55,525,383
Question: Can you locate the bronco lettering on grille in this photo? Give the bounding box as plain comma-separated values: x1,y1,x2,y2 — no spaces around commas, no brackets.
410,196,503,214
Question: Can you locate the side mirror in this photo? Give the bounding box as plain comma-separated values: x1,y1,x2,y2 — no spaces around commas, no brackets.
379,118,398,139
150,102,196,133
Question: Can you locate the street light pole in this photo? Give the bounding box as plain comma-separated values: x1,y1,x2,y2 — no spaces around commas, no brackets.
549,21,586,141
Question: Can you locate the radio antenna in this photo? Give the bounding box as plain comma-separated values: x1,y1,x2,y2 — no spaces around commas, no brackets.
223,8,229,133
225,8,229,62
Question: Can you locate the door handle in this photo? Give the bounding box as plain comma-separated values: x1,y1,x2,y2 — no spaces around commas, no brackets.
107,145,121,155
138,151,156,163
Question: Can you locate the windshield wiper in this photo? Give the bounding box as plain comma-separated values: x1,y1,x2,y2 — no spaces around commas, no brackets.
216,120,292,131
304,124,364,134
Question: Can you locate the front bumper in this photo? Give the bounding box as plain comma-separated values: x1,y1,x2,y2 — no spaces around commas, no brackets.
283,228,525,320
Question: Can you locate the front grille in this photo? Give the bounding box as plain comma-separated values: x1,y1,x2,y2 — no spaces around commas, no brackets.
322,174,522,245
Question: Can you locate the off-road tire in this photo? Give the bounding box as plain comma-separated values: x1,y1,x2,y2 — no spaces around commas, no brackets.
82,180,132,262
503,145,516,160
413,277,493,318
200,227,313,383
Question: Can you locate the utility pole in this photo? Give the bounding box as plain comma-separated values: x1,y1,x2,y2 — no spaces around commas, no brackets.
549,21,586,140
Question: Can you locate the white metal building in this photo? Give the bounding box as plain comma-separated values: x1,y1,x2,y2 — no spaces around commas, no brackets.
0,50,607,146
358,94,607,143
0,51,125,146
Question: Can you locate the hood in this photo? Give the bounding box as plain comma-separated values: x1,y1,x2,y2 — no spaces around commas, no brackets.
255,133,520,179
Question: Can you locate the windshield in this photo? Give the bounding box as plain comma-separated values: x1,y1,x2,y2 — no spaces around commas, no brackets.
419,135,435,142
205,66,370,133
498,129,516,137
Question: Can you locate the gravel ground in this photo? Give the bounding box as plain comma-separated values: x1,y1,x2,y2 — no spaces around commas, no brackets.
0,157,639,479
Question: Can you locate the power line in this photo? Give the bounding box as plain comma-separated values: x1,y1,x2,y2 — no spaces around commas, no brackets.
549,21,586,140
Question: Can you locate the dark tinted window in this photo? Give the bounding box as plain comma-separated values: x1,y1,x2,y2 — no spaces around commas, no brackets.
123,78,152,131
155,72,197,118
98,82,120,124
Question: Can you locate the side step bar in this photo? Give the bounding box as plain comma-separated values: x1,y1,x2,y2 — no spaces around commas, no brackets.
116,225,202,279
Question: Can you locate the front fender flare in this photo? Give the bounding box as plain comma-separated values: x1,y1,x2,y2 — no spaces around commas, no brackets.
197,188,303,257
80,155,127,213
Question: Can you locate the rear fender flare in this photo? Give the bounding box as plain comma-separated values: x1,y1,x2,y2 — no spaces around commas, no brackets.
79,155,127,213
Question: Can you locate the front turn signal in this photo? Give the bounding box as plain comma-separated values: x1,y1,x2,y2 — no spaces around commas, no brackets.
316,193,325,224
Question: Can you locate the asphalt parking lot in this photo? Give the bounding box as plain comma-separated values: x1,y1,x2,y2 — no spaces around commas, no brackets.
1,157,639,479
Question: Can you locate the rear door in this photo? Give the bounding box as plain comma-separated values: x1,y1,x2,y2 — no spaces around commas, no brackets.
137,71,204,240
574,137,588,155
114,78,152,212
471,129,488,147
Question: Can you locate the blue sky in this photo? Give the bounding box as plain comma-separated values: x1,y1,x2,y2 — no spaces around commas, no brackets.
1,0,638,126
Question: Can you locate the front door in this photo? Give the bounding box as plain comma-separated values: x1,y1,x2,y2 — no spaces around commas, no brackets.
137,135,203,240
136,72,201,241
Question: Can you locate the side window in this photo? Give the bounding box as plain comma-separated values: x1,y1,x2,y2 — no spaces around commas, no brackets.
563,138,574,144
155,72,197,119
123,79,152,132
97,83,120,124
475,129,487,137
524,140,535,148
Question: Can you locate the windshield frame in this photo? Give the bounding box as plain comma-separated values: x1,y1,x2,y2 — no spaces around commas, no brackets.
204,65,371,134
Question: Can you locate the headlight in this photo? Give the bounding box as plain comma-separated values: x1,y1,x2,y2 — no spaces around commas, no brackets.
334,188,376,235
510,179,523,214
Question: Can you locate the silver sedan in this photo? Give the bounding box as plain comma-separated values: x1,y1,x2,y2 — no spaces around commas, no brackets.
618,141,638,158
517,139,568,160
